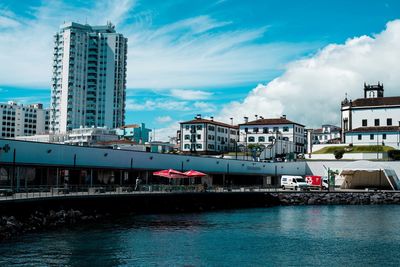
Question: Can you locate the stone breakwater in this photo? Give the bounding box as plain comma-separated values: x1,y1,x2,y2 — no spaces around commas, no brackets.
272,192,400,205
0,209,106,240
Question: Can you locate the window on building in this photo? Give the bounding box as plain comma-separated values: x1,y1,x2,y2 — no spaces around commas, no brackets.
268,136,274,142
383,134,387,140
375,119,380,126
258,136,265,142
387,118,392,126
196,125,202,130
208,125,215,131
358,134,362,140
184,144,190,149
273,127,279,132
344,119,348,131
263,127,269,133
184,135,190,140
283,127,289,132
185,125,189,130
370,134,374,140
253,127,259,133
244,127,248,133
248,136,255,142
196,144,202,149
362,119,367,127
197,134,201,140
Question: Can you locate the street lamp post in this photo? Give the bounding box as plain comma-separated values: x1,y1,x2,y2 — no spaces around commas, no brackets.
376,133,379,160
235,140,238,160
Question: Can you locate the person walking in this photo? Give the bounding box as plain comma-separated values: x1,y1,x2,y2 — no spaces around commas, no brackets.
135,177,141,191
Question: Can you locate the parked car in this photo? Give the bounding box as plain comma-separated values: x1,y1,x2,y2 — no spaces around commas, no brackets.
281,175,310,190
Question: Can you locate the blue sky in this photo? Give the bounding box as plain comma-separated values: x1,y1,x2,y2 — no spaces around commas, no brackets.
1,0,400,140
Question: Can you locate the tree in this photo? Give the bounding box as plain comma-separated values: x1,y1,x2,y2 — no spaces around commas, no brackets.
333,149,345,160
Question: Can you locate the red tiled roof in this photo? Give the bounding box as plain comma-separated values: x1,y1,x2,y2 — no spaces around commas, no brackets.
180,118,239,129
313,127,341,134
347,126,400,133
345,97,400,108
96,140,138,145
120,124,139,129
239,118,305,127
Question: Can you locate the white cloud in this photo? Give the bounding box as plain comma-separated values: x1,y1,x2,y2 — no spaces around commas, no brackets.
170,89,213,100
156,116,172,123
0,15,20,29
0,0,314,89
0,0,136,88
193,101,216,113
126,21,312,89
125,99,190,111
152,121,180,141
218,20,400,128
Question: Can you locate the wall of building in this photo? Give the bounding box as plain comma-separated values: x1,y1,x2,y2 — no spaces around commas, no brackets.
346,132,400,149
351,107,400,129
0,103,49,138
0,138,305,176
50,22,127,133
239,123,304,153
180,122,238,153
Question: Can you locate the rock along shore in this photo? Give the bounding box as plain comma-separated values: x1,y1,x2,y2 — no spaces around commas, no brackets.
0,209,106,240
271,192,400,206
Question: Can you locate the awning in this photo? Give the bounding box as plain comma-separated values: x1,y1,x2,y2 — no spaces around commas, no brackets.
153,169,187,179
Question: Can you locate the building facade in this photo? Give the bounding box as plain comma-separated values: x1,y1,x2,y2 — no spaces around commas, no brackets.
116,123,152,143
0,101,49,138
15,126,118,146
179,115,239,154
239,116,305,155
311,124,341,144
341,83,400,148
50,22,127,133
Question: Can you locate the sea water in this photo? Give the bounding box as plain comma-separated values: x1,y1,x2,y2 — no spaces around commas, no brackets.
1,205,400,266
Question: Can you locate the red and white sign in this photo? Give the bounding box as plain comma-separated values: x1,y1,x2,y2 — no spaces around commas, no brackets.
306,175,322,186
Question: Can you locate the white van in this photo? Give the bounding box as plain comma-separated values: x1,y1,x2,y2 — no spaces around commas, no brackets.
281,175,309,191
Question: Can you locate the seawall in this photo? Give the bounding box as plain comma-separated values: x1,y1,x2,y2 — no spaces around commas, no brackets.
1,191,400,240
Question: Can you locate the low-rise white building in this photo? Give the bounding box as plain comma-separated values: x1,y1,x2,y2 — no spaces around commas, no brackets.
239,116,305,155
0,101,49,138
15,126,118,146
311,124,341,144
63,127,118,146
341,83,400,149
179,115,239,154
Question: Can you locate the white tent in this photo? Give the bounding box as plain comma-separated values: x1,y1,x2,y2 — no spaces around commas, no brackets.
339,160,400,190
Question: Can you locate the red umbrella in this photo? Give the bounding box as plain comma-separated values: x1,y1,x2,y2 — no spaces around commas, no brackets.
183,170,207,177
153,169,187,179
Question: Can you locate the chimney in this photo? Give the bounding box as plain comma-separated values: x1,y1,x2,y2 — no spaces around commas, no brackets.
255,114,258,120
259,116,264,119
244,116,248,123
281,114,286,119
195,114,201,120
210,116,214,121
230,117,233,125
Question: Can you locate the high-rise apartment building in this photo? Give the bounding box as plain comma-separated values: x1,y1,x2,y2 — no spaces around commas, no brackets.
50,22,127,133
0,101,49,138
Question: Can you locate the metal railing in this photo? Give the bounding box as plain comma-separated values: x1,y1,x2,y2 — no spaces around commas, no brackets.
0,184,281,201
